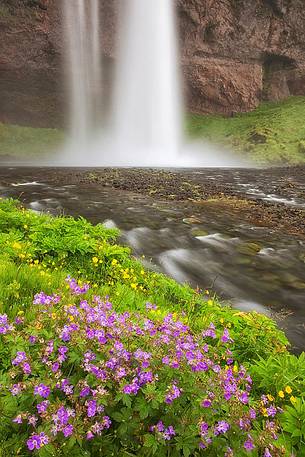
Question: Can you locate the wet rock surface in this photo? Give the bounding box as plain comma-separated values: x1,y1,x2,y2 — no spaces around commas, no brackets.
0,166,305,352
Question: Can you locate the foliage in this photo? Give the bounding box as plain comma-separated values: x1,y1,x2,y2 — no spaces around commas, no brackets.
0,123,64,158
0,198,303,454
187,96,305,165
0,199,289,363
0,280,284,456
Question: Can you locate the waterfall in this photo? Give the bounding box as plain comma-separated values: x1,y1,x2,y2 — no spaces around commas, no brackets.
112,0,183,164
64,0,102,147
59,0,242,167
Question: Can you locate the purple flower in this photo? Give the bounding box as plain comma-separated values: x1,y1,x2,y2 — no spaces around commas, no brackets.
87,400,97,418
264,449,272,457
63,424,74,437
27,432,49,451
202,399,212,408
86,431,94,440
122,380,140,395
266,406,277,418
156,421,165,432
37,400,50,414
12,351,27,366
214,421,230,435
10,383,22,396
249,408,256,420
23,362,32,375
29,336,37,344
13,415,23,424
202,323,216,339
80,386,91,398
244,436,255,451
163,425,176,440
199,422,209,436
165,384,181,404
66,276,90,295
221,328,233,344
239,392,249,405
34,384,51,399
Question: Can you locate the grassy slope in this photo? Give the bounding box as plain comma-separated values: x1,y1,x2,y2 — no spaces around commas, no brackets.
0,199,304,454
1,96,305,164
0,123,64,157
187,96,305,165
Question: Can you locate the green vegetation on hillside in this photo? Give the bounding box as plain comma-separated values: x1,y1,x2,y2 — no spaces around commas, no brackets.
187,96,305,165
0,123,64,157
1,96,305,164
0,199,304,455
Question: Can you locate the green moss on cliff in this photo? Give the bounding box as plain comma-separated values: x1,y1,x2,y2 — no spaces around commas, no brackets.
187,96,305,165
0,123,64,158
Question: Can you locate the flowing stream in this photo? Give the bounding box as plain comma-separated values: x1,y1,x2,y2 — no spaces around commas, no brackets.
1,167,305,352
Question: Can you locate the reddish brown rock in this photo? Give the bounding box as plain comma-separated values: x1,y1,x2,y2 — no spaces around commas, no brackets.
0,0,305,126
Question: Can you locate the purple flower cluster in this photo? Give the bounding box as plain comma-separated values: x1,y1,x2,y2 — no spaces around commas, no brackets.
12,351,32,375
33,292,60,306
165,383,182,404
0,314,13,334
66,276,90,295
34,383,51,399
150,421,176,441
27,432,49,451
2,280,282,453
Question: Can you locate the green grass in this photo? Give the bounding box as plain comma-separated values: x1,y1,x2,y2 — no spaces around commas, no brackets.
1,96,305,164
0,123,64,157
187,96,305,165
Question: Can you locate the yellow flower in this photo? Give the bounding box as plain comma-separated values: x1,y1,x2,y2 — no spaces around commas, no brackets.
111,259,118,266
290,396,297,404
23,224,28,229
35,322,42,330
220,318,224,324
51,313,57,320
278,391,285,399
285,386,292,394
131,283,138,290
267,394,274,402
92,257,99,264
233,365,238,373
12,242,22,250
261,407,268,417
140,270,145,276
34,259,39,265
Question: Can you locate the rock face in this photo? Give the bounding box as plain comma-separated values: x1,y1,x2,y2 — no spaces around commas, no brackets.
178,0,305,115
0,0,305,126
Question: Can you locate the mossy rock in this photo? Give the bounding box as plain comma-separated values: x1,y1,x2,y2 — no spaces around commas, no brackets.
191,229,209,237
237,242,262,256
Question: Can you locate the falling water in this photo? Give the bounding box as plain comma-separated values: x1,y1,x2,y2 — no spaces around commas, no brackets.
112,0,183,164
58,0,246,167
64,0,102,147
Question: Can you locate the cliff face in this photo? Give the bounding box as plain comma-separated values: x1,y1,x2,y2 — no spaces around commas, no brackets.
179,0,305,115
0,0,305,127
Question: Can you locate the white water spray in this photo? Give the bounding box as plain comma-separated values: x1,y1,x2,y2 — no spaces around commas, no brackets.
111,0,183,164
57,0,247,168
64,0,102,146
